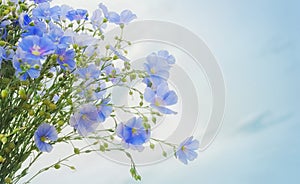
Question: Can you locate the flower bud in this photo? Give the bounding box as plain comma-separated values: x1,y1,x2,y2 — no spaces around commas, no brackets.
150,143,155,149
74,148,80,154
58,120,64,126
0,155,5,163
54,164,60,169
28,110,34,116
4,177,12,184
18,89,27,99
48,103,56,111
1,89,8,98
100,145,105,152
162,151,167,157
0,40,6,46
1,136,7,144
43,99,51,105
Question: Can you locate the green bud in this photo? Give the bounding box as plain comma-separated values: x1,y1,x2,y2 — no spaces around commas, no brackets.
139,102,143,107
162,151,167,157
74,148,80,154
4,177,12,184
143,116,148,122
3,10,10,16
1,89,8,98
100,145,105,152
152,117,157,123
1,136,7,144
4,147,10,153
150,143,155,150
136,175,141,181
43,99,51,105
103,18,108,23
0,155,5,163
33,64,40,69
28,110,34,116
46,72,54,78
121,78,127,82
70,166,76,170
0,40,6,46
39,111,45,116
113,55,118,60
20,4,28,11
45,113,51,119
129,91,133,95
48,103,56,111
58,120,64,126
8,142,15,149
54,164,60,169
18,89,27,99
129,74,136,81
103,142,108,148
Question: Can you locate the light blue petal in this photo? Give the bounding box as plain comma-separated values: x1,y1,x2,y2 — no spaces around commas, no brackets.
144,87,156,103
163,90,178,105
150,105,177,115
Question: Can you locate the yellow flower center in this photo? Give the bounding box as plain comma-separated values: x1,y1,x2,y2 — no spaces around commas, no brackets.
155,99,161,106
150,68,156,74
40,136,47,142
181,146,186,151
82,114,87,120
31,45,41,56
131,128,137,134
59,55,65,61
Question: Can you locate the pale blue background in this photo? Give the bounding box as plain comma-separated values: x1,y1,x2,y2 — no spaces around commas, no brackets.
29,0,300,183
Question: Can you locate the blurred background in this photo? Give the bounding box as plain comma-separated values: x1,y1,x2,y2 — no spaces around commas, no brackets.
29,0,300,183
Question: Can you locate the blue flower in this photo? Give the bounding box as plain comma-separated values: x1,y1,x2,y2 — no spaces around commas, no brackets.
76,64,100,79
13,50,42,80
116,117,151,151
91,9,106,30
66,9,88,21
18,35,56,60
144,53,171,80
32,2,61,21
98,3,136,25
119,10,137,25
175,136,199,164
56,48,76,70
157,50,175,64
70,103,101,136
34,123,58,153
97,98,112,122
144,83,178,114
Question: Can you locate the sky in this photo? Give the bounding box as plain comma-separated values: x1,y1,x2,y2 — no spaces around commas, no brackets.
23,0,300,183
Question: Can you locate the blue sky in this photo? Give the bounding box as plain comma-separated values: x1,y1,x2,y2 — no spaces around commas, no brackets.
28,0,300,183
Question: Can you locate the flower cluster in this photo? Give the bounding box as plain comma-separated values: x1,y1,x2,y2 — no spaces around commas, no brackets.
0,0,200,183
